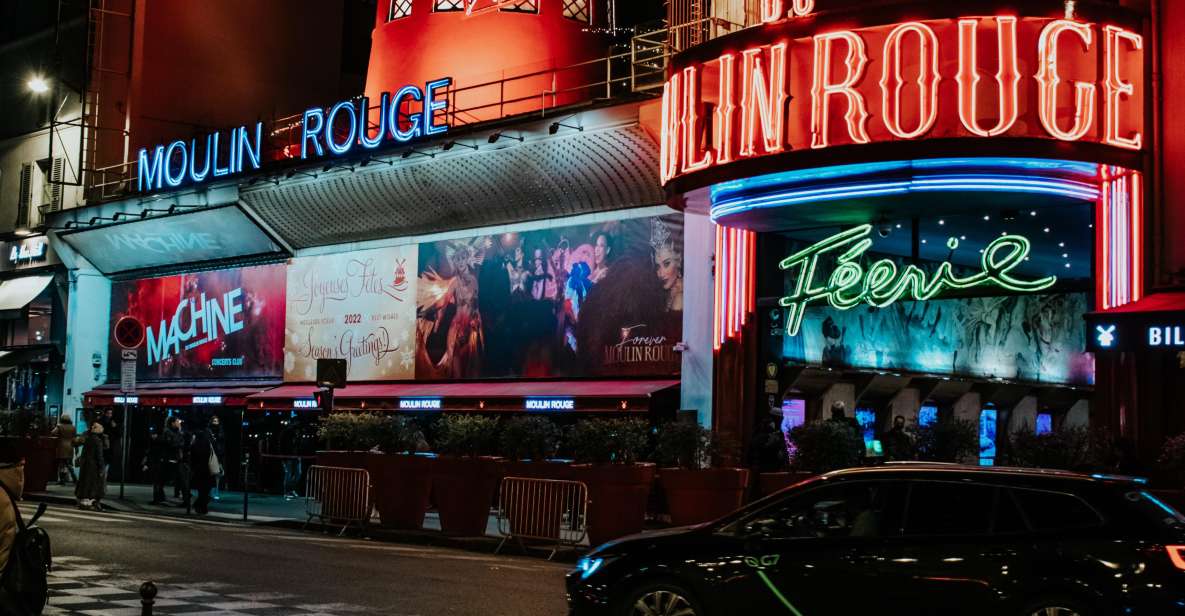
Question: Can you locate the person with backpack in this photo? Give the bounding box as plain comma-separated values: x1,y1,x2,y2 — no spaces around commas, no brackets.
0,462,22,572
0,461,52,616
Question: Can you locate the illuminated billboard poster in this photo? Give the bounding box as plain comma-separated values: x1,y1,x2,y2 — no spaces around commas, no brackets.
416,214,684,379
284,245,418,382
58,206,282,274
109,264,286,380
781,291,1093,386
137,77,452,192
660,8,1145,189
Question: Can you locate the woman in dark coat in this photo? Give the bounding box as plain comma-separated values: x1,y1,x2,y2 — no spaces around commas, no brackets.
75,422,106,511
189,424,215,515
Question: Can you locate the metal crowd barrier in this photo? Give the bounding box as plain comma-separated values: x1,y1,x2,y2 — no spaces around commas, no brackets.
304,465,372,536
496,476,588,560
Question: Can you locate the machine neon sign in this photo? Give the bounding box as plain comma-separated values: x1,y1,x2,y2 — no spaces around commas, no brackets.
661,15,1144,185
778,224,1057,336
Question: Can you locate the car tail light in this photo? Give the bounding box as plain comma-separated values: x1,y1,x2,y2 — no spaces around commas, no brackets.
1166,546,1185,570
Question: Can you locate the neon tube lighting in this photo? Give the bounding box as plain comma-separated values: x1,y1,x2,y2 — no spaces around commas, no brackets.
711,157,1100,202
711,175,1098,221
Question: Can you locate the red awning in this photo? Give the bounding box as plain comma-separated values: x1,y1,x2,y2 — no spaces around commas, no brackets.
246,379,680,413
1091,291,1185,314
83,381,279,408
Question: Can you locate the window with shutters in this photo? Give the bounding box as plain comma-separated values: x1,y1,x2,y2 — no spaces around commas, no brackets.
562,0,589,22
388,0,412,20
500,0,538,13
16,163,33,229
40,157,64,214
434,0,465,11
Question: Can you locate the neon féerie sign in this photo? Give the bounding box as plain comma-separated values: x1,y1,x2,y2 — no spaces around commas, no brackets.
661,12,1144,187
137,77,452,192
778,225,1057,337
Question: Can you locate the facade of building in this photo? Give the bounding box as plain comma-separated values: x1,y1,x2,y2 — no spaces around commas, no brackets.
24,0,683,489
8,0,1185,483
660,0,1184,468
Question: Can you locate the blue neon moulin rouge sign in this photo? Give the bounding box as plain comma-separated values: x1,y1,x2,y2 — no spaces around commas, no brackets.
137,77,453,192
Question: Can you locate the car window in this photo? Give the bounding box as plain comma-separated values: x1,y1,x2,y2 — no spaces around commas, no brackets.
1012,488,1103,531
1123,490,1185,529
993,489,1028,534
738,481,905,540
904,482,995,536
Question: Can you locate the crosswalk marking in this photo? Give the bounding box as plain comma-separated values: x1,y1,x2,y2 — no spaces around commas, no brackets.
28,509,134,524
19,505,187,527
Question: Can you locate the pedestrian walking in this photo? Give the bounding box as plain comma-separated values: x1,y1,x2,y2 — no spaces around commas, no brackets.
189,422,217,515
209,415,225,500
153,417,184,505
97,409,120,477
882,415,913,461
50,415,78,485
176,420,192,509
828,402,866,462
278,423,301,499
75,422,107,511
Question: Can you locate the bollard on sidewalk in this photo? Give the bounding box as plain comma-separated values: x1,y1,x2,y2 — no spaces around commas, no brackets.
140,581,156,616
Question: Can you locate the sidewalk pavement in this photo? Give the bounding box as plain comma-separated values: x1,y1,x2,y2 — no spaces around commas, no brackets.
26,481,586,560
29,482,303,523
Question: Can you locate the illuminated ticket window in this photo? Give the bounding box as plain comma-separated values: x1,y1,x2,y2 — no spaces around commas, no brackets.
980,407,998,466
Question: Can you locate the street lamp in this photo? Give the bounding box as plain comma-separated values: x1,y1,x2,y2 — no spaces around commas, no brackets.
26,75,49,94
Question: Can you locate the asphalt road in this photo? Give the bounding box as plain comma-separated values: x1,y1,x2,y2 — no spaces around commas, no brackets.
21,502,571,615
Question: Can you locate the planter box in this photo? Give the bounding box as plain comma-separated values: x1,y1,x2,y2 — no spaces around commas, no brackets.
660,468,750,526
570,463,655,547
368,453,432,530
757,471,816,499
0,437,54,493
431,457,503,536
315,450,370,470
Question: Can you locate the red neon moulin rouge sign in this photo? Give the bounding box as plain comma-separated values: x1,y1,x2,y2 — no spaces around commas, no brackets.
660,7,1145,187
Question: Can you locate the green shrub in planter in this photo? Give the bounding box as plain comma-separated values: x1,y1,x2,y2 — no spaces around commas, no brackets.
499,416,561,461
376,416,426,455
908,418,979,463
787,421,863,473
1007,426,1099,471
0,410,52,437
654,421,719,470
1158,433,1185,483
317,413,387,451
434,414,499,458
569,418,649,465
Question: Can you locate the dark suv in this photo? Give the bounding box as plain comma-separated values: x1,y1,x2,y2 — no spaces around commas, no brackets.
566,464,1185,616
